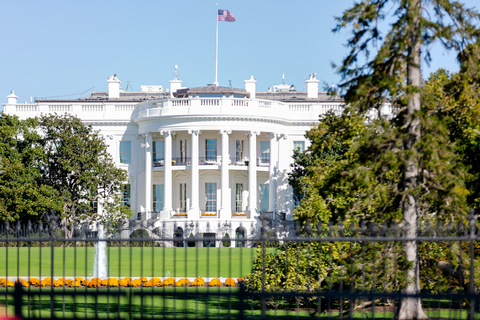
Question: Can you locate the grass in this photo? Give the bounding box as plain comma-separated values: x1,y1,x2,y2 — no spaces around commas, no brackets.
0,247,262,279
1,288,478,319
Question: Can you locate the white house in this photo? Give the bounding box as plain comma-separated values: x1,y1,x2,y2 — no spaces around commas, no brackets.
3,71,343,246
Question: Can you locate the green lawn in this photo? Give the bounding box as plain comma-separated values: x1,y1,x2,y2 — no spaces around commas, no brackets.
0,288,477,319
0,247,262,279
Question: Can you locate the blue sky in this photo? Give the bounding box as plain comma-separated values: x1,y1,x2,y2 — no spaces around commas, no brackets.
1,0,479,106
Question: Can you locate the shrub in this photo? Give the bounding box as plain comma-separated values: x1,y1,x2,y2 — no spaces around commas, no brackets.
187,233,196,247
223,233,231,247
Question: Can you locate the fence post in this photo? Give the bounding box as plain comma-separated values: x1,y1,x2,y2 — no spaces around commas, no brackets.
469,210,477,320
13,281,24,319
49,210,58,319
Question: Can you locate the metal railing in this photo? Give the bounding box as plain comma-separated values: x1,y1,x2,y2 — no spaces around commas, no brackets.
1,214,480,319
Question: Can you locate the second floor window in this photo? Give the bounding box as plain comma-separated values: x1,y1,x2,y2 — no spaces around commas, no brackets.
153,141,164,161
180,140,187,163
236,140,244,162
205,139,217,161
120,141,131,164
260,141,270,164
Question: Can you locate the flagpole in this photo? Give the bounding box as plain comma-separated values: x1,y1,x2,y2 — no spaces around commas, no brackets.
215,3,219,86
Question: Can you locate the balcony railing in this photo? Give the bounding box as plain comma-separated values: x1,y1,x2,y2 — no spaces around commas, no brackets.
153,157,191,167
198,157,220,165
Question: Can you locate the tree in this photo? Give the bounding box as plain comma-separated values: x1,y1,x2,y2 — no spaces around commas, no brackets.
37,114,132,237
333,1,480,318
0,114,62,223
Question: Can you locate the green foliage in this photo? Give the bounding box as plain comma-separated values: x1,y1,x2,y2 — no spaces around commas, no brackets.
0,113,132,235
222,232,231,247
0,114,62,223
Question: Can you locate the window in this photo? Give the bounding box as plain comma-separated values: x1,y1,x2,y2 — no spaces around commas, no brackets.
260,141,270,164
174,227,184,247
153,141,164,161
180,139,187,163
235,140,244,162
235,183,243,213
235,227,245,248
120,141,131,164
205,139,217,161
179,183,187,212
203,233,216,247
153,184,164,213
260,184,269,212
205,183,217,212
293,141,305,152
122,184,131,208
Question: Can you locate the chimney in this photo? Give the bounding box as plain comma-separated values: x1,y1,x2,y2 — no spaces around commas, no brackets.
169,79,183,98
244,76,257,99
7,91,18,104
107,74,121,99
306,73,319,99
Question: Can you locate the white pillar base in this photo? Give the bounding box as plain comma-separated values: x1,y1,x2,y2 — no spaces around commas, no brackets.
219,208,231,220
160,209,172,219
188,207,200,219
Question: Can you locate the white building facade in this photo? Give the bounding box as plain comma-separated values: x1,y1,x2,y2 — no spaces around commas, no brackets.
3,72,343,246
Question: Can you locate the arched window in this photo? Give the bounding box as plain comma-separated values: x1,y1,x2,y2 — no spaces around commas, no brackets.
174,227,184,247
235,227,246,248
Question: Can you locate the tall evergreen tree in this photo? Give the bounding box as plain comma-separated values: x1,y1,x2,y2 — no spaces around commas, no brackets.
334,1,480,318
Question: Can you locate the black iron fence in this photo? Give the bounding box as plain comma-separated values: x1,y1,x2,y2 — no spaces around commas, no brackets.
1,215,480,319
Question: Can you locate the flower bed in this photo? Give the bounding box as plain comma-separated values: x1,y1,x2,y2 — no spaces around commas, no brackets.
0,277,242,288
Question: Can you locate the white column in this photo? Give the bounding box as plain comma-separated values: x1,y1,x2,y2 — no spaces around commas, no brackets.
220,130,231,219
161,130,173,218
248,131,260,216
188,129,201,219
269,133,278,212
144,133,153,217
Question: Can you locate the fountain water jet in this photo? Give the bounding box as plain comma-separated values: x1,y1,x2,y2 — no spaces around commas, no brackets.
93,224,107,278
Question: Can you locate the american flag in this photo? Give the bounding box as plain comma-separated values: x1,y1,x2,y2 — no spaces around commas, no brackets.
218,9,236,22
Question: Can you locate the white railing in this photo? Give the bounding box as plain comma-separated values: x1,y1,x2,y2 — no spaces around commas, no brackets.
15,105,38,112
49,104,71,113
137,98,345,121
4,98,346,122
82,104,104,112
115,104,136,112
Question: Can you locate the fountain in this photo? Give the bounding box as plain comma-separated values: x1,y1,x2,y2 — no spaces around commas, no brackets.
93,224,107,278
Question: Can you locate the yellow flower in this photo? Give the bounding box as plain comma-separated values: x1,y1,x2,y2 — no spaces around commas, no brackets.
15,279,29,287
191,277,205,287
151,277,161,286
208,278,221,287
140,277,148,283
224,278,236,287
101,279,109,286
29,278,40,286
174,278,190,287
160,277,175,287
108,278,119,287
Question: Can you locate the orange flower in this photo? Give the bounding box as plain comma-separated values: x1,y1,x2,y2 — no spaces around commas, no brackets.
224,278,236,287
108,278,119,287
208,278,221,287
29,278,40,286
174,278,190,287
160,277,175,287
140,277,148,283
191,277,205,287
